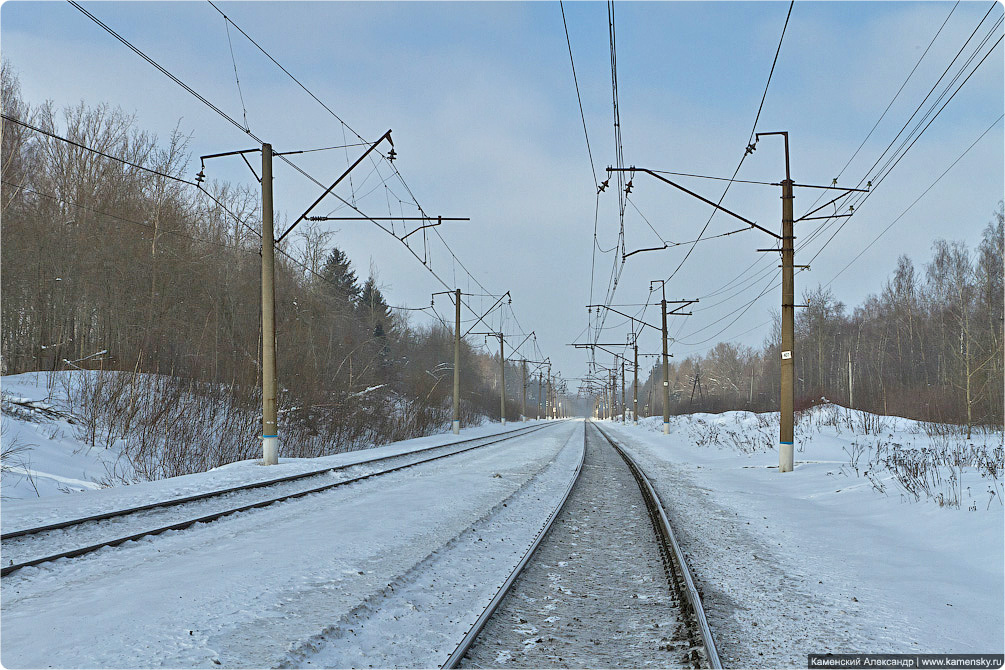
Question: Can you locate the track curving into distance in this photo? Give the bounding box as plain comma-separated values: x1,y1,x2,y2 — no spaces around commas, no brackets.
591,421,722,669
444,419,721,669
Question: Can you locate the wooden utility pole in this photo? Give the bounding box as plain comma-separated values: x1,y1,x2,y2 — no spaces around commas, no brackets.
453,288,461,434
261,143,278,465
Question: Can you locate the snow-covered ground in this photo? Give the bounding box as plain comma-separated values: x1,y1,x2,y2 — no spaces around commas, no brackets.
1,420,582,668
3,376,1001,669
1,371,131,499
600,407,1004,666
1,370,513,511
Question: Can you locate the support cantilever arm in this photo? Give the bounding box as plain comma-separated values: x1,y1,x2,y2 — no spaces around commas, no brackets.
462,292,510,339
504,331,535,362
794,189,860,222
586,304,661,333
608,167,782,240
623,243,669,260
277,129,393,243
401,216,441,241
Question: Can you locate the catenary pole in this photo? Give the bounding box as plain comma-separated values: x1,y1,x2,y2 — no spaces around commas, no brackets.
777,135,796,473
261,143,278,465
522,359,528,421
538,372,543,419
633,342,639,425
499,334,506,425
661,298,670,434
452,288,461,434
615,361,623,423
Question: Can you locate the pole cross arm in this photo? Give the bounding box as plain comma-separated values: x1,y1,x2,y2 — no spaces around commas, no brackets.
278,129,393,244
608,166,781,240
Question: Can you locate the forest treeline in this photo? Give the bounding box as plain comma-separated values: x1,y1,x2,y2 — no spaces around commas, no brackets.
0,64,542,476
639,204,1004,433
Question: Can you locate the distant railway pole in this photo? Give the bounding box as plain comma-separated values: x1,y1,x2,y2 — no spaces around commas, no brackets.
611,140,866,470
433,288,465,433
660,297,669,433
522,359,528,421
471,331,507,424
648,281,696,435
454,289,461,433
538,372,543,419
615,359,623,421
500,335,506,424
633,342,639,425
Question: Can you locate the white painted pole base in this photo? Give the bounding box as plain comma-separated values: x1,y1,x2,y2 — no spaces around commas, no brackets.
779,442,794,473
262,436,279,465
663,422,670,435
452,420,460,435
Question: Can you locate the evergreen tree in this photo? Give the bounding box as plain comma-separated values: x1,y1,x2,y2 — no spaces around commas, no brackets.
319,247,360,306
359,274,392,338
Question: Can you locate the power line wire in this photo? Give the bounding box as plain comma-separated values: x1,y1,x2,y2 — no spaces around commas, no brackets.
1,112,263,240
559,0,598,185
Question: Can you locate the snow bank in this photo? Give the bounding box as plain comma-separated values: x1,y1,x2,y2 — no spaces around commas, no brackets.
600,407,1003,666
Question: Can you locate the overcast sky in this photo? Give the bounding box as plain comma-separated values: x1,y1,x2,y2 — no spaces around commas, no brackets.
3,1,1002,388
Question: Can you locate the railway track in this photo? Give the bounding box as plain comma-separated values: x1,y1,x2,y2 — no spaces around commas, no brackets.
1,421,563,577
442,419,721,669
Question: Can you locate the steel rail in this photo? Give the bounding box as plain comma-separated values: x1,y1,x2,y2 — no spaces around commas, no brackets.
1,422,551,541
1,422,566,577
590,421,722,669
441,424,587,669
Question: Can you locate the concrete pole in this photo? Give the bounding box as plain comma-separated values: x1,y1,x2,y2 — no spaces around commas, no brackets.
537,372,542,419
621,359,626,423
499,335,506,425
261,143,279,465
780,167,795,473
452,288,461,434
633,343,639,425
547,369,553,419
661,298,670,435
522,359,528,421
